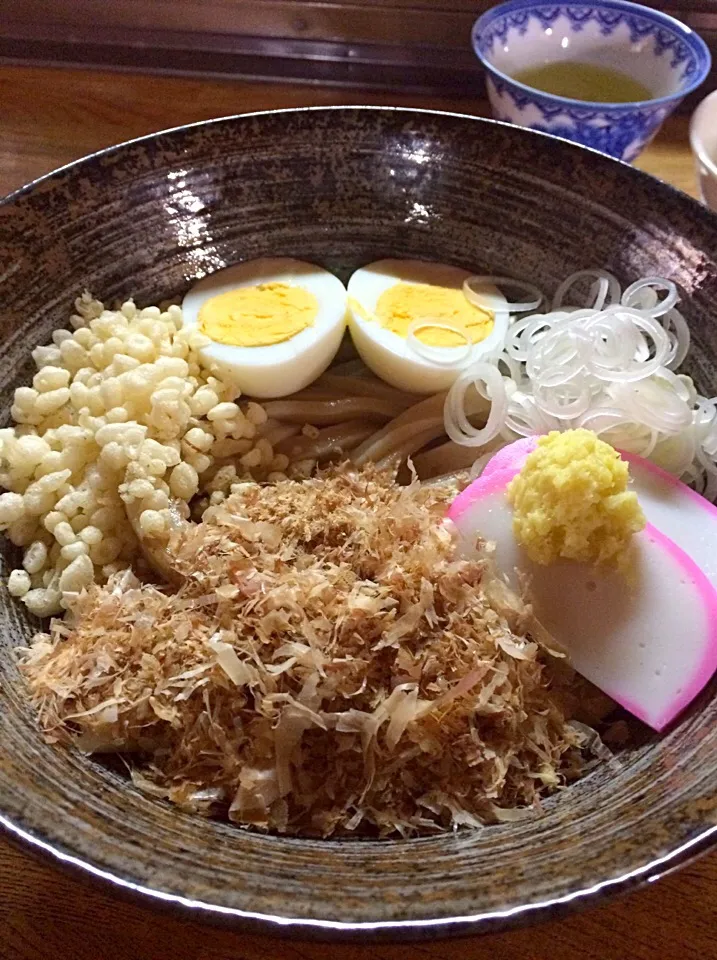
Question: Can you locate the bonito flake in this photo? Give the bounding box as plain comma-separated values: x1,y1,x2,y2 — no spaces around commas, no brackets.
21,464,594,837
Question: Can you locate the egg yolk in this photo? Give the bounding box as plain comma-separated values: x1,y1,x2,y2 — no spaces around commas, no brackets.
507,429,646,572
199,283,318,347
375,282,493,347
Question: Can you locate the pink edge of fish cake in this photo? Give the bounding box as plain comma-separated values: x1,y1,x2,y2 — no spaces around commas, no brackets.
479,435,539,481
447,437,717,731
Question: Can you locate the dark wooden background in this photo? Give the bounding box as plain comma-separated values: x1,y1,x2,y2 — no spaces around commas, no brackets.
1,0,716,94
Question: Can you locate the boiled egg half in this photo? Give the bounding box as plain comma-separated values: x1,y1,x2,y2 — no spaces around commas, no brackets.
181,258,348,399
347,259,509,394
448,435,717,731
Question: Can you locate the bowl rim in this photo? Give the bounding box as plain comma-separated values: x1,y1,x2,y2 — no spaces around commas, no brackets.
0,103,650,210
690,88,717,182
471,0,712,113
2,805,717,938
2,105,717,939
0,102,704,213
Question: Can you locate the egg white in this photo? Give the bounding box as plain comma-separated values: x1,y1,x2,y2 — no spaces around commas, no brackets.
347,259,509,394
181,258,347,399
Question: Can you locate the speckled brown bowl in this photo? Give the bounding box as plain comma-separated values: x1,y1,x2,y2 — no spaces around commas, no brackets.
1,107,717,941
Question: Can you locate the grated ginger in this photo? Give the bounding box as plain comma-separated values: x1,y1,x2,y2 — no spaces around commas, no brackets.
21,464,600,838
507,429,646,572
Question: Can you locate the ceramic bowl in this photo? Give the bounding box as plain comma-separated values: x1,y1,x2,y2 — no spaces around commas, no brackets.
2,108,717,940
472,0,711,162
690,89,717,210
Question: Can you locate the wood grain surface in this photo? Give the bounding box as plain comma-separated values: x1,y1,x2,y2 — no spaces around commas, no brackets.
0,63,713,960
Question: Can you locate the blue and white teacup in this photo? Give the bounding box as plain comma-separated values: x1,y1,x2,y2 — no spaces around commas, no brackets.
472,0,711,162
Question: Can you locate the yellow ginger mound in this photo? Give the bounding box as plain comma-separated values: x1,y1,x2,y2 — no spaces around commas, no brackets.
507,429,645,570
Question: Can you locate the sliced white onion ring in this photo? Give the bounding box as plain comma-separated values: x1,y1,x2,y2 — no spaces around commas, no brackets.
505,392,561,437
463,276,544,315
489,348,525,384
621,277,679,318
445,363,507,447
435,266,717,501
662,307,690,369
533,380,592,421
608,377,692,434
406,320,473,368
552,269,621,311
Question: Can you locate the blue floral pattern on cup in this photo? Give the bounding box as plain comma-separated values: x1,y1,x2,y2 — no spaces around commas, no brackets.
472,0,711,162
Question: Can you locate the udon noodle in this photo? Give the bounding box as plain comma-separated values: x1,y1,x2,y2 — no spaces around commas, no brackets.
255,360,491,479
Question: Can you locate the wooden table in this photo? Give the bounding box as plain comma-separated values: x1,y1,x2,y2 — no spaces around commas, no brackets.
0,64,714,960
